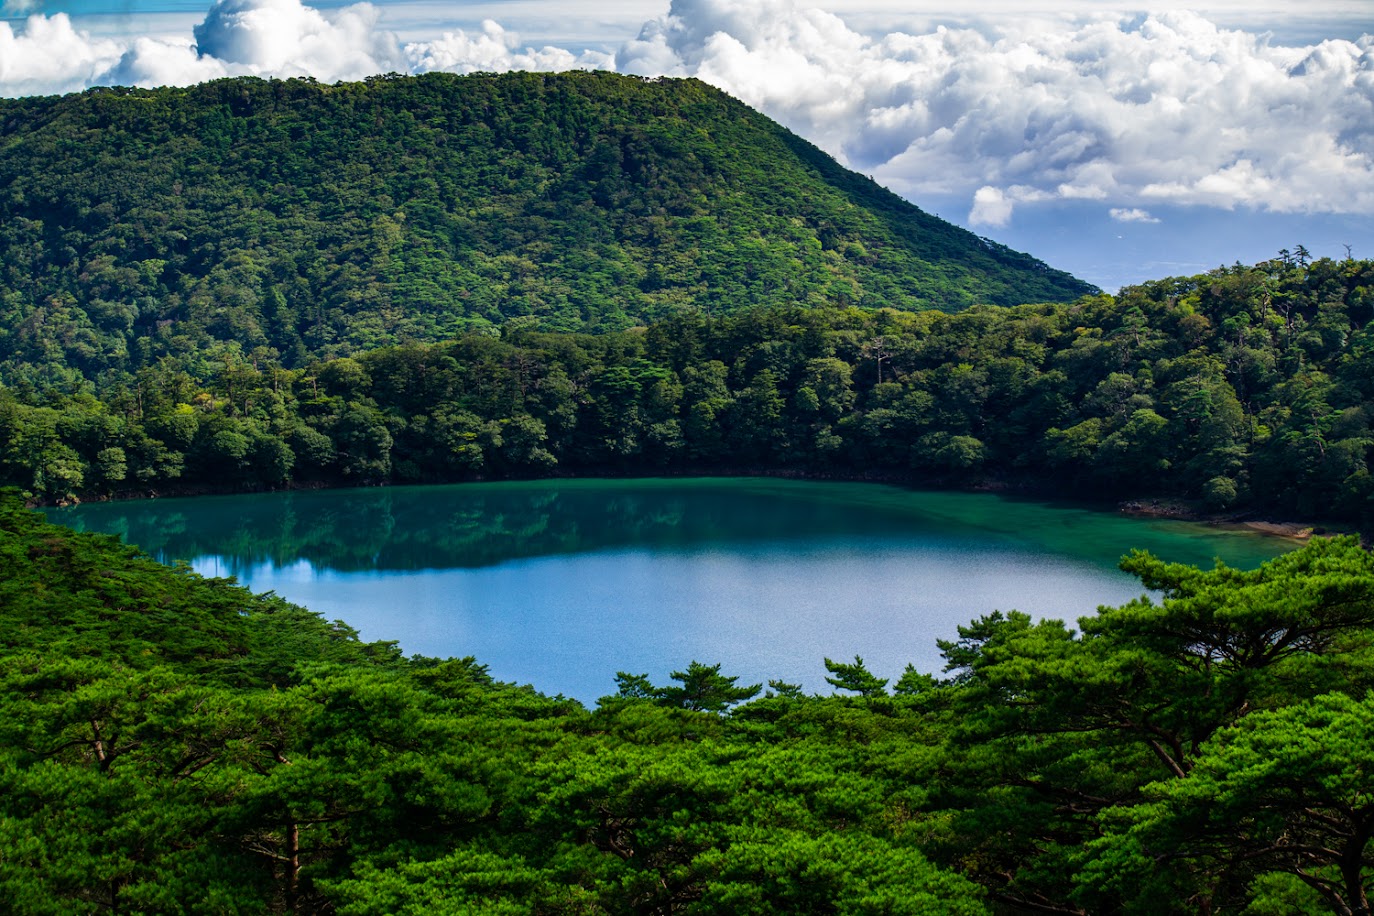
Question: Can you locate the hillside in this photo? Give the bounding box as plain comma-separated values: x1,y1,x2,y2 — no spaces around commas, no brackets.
3,254,1372,526
0,71,1092,385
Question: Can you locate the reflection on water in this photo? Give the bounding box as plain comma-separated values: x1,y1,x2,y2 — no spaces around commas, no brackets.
51,478,1289,575
49,478,1294,702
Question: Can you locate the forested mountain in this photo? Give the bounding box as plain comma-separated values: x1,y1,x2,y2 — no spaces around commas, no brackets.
10,65,1374,916
5,491,1374,913
0,71,1091,387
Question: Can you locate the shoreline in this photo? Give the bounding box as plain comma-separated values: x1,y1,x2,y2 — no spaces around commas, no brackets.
1116,497,1339,543
29,468,1345,544
1235,520,1318,540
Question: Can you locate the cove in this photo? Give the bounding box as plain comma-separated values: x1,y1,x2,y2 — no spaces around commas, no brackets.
49,478,1293,703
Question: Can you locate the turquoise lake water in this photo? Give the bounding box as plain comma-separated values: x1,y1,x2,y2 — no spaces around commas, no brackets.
48,478,1293,702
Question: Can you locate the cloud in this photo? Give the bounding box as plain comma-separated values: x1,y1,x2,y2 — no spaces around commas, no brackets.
621,0,1374,220
968,184,1054,226
0,0,406,94
103,37,230,89
1109,207,1161,223
0,0,1370,227
192,0,406,82
969,187,1013,227
0,14,123,97
0,0,610,94
404,19,612,75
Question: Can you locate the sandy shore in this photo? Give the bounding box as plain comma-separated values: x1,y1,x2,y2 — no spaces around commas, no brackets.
1117,498,1337,543
1237,521,1316,540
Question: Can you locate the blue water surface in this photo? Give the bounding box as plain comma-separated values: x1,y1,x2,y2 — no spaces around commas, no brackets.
49,478,1293,703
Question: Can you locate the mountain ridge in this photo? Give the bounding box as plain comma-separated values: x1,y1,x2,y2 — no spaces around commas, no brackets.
0,71,1093,382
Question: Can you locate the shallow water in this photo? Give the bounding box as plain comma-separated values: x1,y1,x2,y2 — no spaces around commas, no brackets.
49,478,1293,702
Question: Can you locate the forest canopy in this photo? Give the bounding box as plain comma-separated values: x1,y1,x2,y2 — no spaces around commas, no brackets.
3,492,1373,913
0,71,1090,381
3,253,1372,527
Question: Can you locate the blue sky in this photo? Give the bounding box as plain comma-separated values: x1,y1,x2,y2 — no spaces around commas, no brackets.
2,0,1370,292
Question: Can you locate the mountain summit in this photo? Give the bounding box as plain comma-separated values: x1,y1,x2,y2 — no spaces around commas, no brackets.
0,71,1093,373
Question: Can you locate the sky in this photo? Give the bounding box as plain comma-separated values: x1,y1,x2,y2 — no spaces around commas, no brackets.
1,0,1371,292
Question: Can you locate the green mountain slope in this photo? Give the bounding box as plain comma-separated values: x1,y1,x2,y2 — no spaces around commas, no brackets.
0,71,1092,381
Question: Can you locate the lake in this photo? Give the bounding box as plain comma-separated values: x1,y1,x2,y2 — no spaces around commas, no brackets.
48,478,1293,703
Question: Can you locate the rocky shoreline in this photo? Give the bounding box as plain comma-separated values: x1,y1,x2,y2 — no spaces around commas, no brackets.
1117,498,1330,541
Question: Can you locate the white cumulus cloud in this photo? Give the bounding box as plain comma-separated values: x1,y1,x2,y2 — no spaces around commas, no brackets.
969,187,1013,228
192,0,406,81
0,0,612,94
0,13,123,96
1109,207,1161,223
405,19,612,75
621,0,1374,219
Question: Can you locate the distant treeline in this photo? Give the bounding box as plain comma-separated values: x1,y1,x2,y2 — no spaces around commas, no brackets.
3,255,1372,524
5,487,1374,912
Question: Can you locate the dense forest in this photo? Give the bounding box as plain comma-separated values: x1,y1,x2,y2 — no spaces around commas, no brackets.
3,253,1372,526
4,491,1373,913
0,70,1090,387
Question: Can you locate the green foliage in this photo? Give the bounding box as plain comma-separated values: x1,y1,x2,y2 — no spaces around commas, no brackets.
0,493,985,913
823,655,889,696
611,661,762,713
1085,692,1374,914
0,71,1090,392
6,64,1374,916
925,536,1374,913
5,254,1373,532
4,493,1374,912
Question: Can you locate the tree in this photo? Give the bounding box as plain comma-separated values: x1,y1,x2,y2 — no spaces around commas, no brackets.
332,406,394,481
930,538,1374,912
1085,692,1374,914
824,656,889,697
612,663,761,713
657,662,763,713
